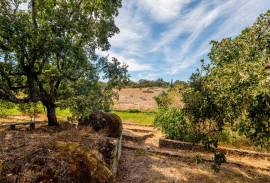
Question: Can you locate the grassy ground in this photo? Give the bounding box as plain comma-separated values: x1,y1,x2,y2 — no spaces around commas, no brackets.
1,106,154,125
0,107,72,123
113,111,155,125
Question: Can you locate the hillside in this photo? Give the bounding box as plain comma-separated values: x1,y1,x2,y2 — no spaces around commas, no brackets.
113,87,167,111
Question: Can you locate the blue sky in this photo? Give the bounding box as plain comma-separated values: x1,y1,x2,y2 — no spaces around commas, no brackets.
102,0,270,81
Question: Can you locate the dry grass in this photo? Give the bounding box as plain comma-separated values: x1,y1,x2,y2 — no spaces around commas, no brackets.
113,87,167,111
119,123,270,183
0,125,116,183
0,113,69,125
117,149,270,183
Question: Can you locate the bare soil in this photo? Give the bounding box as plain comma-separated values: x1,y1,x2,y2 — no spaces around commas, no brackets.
118,122,270,183
1,119,269,183
118,149,270,183
113,87,167,111
0,114,66,124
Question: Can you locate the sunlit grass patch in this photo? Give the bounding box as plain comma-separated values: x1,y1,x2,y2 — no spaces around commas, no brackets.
113,110,155,125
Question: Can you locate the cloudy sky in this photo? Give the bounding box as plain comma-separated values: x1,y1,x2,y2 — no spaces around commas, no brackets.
104,0,270,81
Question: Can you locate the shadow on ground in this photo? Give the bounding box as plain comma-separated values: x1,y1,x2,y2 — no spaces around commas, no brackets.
117,149,270,183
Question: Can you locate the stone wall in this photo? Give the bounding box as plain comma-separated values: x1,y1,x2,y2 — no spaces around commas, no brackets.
159,138,270,158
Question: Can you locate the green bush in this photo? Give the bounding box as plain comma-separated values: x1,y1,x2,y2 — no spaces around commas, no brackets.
0,100,15,117
127,109,141,113
154,92,171,108
154,108,193,141
18,102,44,120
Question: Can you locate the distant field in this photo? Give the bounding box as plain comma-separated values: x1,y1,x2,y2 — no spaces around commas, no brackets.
113,87,167,112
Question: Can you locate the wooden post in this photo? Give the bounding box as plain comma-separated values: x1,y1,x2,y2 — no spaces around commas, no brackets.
30,123,35,130
10,125,16,130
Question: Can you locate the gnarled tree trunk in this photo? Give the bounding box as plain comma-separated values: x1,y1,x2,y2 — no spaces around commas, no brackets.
44,102,58,126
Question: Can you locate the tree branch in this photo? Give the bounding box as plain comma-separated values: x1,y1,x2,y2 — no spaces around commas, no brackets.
0,88,32,103
0,42,9,51
31,0,38,29
69,0,83,17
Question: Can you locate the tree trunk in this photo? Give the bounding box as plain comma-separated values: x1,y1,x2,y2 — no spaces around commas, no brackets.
45,103,58,126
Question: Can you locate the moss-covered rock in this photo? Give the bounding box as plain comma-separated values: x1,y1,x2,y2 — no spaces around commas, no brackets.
52,141,115,183
0,141,116,183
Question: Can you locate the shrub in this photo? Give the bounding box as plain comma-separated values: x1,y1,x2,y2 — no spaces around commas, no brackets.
18,102,43,121
154,92,171,108
127,109,141,113
154,108,193,141
0,100,15,117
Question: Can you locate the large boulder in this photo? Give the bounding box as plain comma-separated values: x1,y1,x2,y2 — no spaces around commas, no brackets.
79,111,123,138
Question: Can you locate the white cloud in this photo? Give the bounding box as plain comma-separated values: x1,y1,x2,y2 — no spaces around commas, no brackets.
168,42,210,74
209,0,270,41
137,0,191,22
152,0,241,52
106,0,155,73
97,50,153,72
107,0,270,80
133,72,161,81
119,56,153,72
154,0,270,73
109,1,150,55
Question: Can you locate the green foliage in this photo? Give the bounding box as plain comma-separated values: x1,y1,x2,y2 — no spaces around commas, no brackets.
18,102,43,120
155,83,185,109
172,80,188,88
0,100,15,117
127,109,141,113
154,10,270,172
181,10,270,151
0,0,127,125
56,108,71,118
65,57,128,119
193,154,204,164
244,93,270,149
154,108,193,141
155,92,171,108
126,78,170,88
126,79,186,88
212,152,227,173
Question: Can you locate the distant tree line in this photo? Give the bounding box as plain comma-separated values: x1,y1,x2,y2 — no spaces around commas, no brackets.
125,78,186,88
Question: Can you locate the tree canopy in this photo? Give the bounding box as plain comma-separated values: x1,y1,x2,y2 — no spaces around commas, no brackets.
184,10,270,150
0,0,128,126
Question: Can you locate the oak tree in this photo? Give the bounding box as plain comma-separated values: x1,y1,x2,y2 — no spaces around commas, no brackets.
0,0,127,126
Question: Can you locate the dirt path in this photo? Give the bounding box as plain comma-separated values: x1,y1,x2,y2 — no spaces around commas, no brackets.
118,122,270,183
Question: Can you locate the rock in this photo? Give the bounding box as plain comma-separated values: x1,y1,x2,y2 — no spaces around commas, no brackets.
79,111,123,138
53,141,115,183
